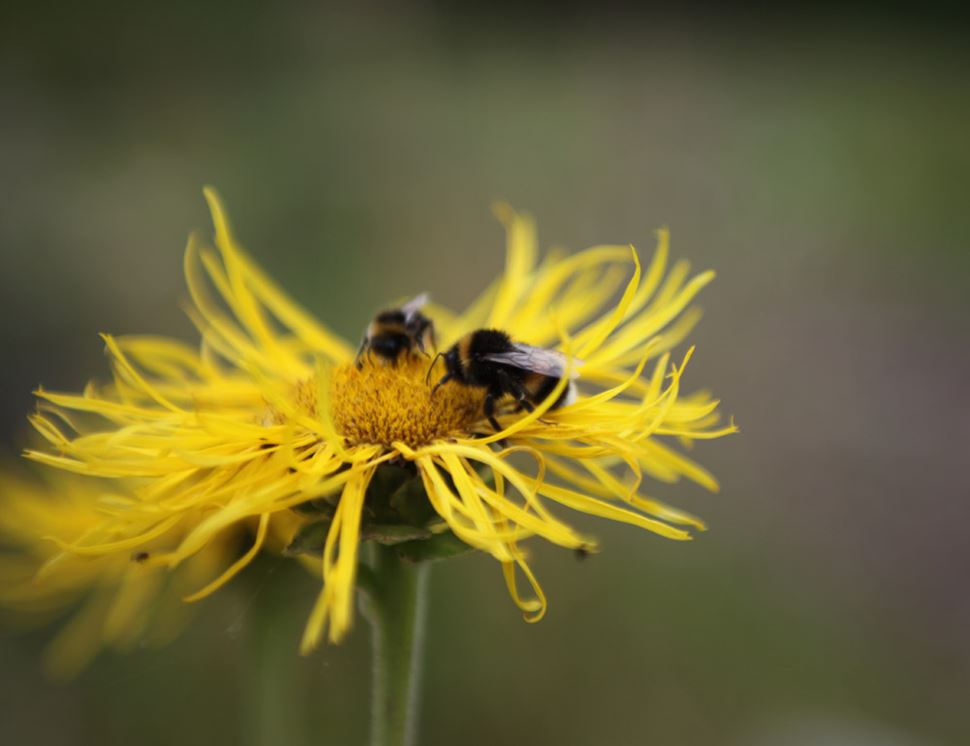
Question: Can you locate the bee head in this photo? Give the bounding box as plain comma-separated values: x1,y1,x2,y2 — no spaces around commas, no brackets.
429,342,466,396
444,344,465,381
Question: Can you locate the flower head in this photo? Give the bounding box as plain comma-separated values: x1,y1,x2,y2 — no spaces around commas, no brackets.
0,467,243,678
12,189,735,658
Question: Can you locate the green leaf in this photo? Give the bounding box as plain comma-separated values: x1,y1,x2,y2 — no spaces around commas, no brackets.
388,476,437,526
360,524,433,545
367,462,413,501
283,519,332,556
285,463,482,561
365,462,422,523
394,531,476,563
289,498,338,517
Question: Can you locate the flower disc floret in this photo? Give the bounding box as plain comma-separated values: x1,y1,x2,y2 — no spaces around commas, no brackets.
331,357,485,447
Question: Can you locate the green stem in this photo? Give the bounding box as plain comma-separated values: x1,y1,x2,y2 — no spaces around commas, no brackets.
243,563,306,746
363,544,430,746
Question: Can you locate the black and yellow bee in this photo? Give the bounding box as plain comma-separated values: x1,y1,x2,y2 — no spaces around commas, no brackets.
430,328,579,431
357,293,435,367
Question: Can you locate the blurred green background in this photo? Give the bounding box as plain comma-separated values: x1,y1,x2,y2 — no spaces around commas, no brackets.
2,3,968,745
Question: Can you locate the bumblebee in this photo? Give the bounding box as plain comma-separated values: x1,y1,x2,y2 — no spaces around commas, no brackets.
430,328,579,431
357,293,436,366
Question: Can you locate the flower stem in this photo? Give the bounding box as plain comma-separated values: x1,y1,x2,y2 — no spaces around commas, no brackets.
243,562,306,746
363,544,430,746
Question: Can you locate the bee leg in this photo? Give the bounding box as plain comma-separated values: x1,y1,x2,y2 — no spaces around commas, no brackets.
431,373,452,397
497,370,535,413
355,338,367,369
507,378,557,426
415,336,431,358
425,352,444,385
510,373,561,425
483,392,503,434
514,394,554,425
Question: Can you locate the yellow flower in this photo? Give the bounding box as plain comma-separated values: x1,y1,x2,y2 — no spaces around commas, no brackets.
0,466,242,678
22,188,735,654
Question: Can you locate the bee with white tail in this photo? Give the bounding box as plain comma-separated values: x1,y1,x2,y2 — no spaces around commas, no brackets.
430,328,580,432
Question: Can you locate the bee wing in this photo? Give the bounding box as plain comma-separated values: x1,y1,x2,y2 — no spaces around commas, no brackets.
401,293,430,322
481,343,583,380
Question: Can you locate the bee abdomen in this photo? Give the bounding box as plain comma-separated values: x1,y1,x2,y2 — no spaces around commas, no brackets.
527,371,573,409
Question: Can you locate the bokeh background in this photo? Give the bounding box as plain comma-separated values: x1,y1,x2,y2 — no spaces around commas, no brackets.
2,3,968,745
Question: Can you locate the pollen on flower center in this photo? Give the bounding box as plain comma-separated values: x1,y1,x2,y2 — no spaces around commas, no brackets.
330,356,485,447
